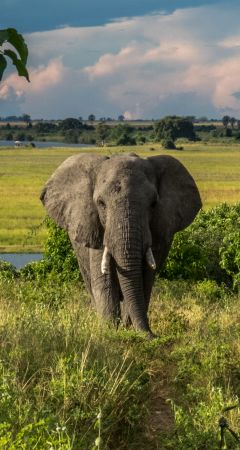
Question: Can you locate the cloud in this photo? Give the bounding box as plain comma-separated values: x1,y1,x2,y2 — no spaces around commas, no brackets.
3,2,240,118
0,59,64,100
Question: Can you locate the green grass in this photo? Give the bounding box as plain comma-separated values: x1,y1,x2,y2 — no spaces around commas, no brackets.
0,143,240,252
0,276,239,449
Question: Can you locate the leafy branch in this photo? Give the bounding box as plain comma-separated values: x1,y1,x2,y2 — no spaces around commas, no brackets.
0,28,29,82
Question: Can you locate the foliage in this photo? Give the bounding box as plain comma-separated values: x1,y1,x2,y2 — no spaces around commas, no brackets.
161,203,240,289
154,116,196,144
0,259,18,280
95,121,110,145
161,138,176,149
61,118,83,131
21,218,81,282
110,124,136,145
0,28,29,82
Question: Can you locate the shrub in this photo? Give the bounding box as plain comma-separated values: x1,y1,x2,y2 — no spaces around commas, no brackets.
21,218,80,282
0,260,18,280
161,138,176,149
161,203,240,289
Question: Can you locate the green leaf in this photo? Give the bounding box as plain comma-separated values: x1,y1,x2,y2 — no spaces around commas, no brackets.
4,49,29,81
0,54,7,81
5,28,28,65
0,30,9,46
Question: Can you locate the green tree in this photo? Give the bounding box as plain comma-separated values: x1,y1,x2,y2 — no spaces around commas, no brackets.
88,114,96,122
110,124,136,145
96,122,109,146
154,116,196,147
21,114,31,124
230,117,236,129
222,115,230,128
0,28,29,81
64,129,79,143
61,118,82,131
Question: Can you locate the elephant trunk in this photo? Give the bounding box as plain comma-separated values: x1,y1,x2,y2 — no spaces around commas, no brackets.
105,211,153,334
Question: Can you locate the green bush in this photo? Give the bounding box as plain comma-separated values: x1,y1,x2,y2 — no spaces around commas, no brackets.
161,203,240,289
161,138,176,149
0,260,18,280
21,218,80,282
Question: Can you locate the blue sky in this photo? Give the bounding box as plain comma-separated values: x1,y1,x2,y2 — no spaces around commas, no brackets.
1,1,222,32
1,0,240,119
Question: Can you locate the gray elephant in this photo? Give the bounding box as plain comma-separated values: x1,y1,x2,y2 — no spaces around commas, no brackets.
40,153,201,338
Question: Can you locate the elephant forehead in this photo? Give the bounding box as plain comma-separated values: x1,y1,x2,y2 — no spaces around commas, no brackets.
97,156,154,184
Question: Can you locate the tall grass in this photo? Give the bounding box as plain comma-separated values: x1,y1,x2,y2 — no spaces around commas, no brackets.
0,274,240,448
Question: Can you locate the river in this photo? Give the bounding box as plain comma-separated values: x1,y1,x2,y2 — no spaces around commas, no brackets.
0,140,92,148
0,253,43,269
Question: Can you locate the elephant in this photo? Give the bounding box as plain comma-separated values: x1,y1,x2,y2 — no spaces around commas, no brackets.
40,153,202,338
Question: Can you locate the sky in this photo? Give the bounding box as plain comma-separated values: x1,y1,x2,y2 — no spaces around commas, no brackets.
1,0,240,120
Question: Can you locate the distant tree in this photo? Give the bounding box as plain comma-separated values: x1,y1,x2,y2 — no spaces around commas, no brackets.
111,124,136,145
197,116,208,122
88,114,96,122
96,122,109,146
118,114,125,122
6,132,13,140
236,120,240,130
0,28,29,82
15,132,26,141
35,122,58,133
64,129,79,143
154,116,196,146
230,117,236,129
21,114,31,124
222,115,230,128
61,118,82,131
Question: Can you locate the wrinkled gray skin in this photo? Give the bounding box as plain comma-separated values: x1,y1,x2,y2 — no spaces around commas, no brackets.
40,153,202,338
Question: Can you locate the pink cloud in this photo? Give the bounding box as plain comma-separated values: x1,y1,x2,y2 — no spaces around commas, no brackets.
0,59,64,100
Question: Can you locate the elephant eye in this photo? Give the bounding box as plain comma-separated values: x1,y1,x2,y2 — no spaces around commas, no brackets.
97,198,106,209
151,197,157,208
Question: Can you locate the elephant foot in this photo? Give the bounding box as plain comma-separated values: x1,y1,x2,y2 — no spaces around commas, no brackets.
146,331,158,340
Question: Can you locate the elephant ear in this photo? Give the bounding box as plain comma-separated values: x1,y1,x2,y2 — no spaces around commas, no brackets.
148,155,202,247
40,153,108,248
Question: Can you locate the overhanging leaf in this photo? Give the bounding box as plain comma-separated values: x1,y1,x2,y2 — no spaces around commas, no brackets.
5,28,28,65
0,30,9,46
4,49,29,81
0,54,7,81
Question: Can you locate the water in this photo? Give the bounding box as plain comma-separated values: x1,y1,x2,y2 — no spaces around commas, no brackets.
0,140,92,148
0,253,43,269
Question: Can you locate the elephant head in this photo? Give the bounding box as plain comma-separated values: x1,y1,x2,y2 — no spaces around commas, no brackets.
40,153,202,335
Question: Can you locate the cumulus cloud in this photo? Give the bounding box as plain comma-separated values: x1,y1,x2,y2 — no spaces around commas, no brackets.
0,59,64,101
3,2,240,118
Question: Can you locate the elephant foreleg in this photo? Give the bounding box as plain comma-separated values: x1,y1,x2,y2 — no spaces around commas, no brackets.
90,249,121,323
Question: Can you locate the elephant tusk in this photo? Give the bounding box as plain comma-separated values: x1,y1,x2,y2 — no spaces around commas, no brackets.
101,247,111,274
146,248,156,270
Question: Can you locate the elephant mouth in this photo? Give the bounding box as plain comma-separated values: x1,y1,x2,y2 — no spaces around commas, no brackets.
101,246,156,274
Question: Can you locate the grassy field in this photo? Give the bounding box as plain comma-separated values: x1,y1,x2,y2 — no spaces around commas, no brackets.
0,142,240,252
0,275,239,449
